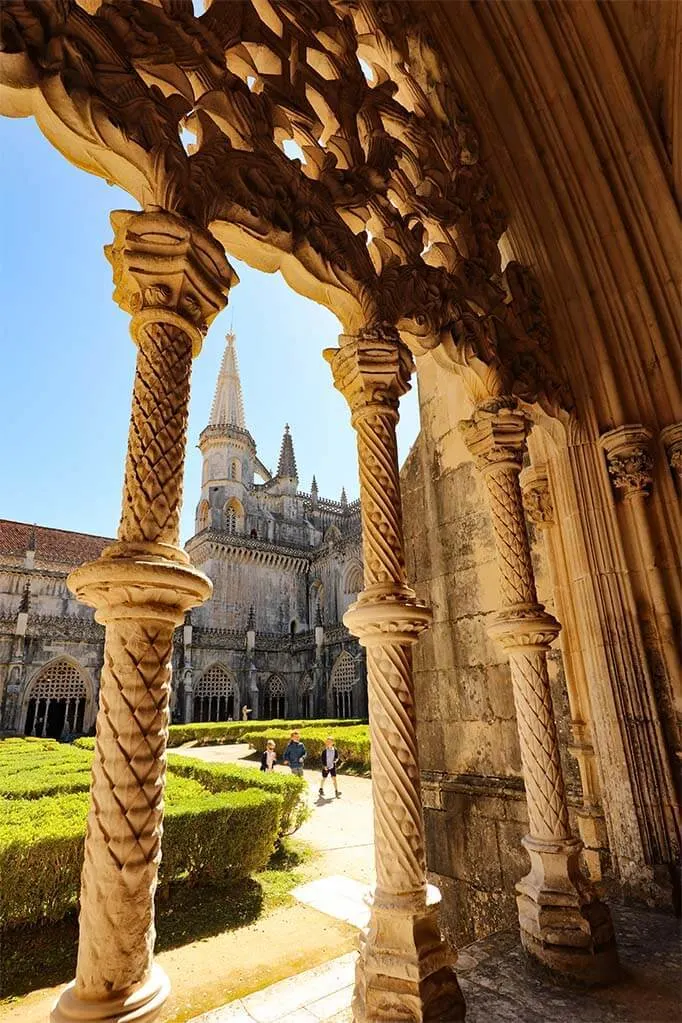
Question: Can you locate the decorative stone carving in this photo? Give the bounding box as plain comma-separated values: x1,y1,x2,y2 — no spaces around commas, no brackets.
326,329,464,1022
600,425,654,500
520,466,554,528
461,400,618,984
0,0,566,423
52,211,233,1023
661,422,682,487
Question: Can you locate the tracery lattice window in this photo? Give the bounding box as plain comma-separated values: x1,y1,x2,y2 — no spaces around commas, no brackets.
24,659,88,739
331,651,355,719
194,665,237,722
225,506,237,534
264,674,286,720
299,673,314,719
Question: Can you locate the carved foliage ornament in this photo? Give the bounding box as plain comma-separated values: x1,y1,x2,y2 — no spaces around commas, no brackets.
0,0,567,415
600,425,654,501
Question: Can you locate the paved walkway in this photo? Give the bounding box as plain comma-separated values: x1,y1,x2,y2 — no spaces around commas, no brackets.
173,743,376,885
192,904,681,1023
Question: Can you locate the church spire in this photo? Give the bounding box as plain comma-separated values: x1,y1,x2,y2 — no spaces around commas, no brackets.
277,424,298,480
209,331,245,428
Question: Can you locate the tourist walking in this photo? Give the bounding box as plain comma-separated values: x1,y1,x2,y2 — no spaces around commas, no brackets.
319,736,341,798
260,739,277,772
282,730,307,777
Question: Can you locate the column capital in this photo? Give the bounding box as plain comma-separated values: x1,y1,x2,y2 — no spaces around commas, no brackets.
323,327,414,421
520,465,554,528
599,424,654,500
106,210,237,356
488,606,561,651
459,398,529,474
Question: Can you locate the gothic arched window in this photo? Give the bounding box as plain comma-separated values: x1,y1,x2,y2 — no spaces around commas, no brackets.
264,674,286,720
230,458,241,481
24,658,89,739
225,506,237,533
331,651,355,719
194,665,237,722
197,499,210,532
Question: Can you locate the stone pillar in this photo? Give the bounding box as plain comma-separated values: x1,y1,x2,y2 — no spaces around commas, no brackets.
520,466,608,880
325,330,464,1023
52,211,233,1023
461,399,618,983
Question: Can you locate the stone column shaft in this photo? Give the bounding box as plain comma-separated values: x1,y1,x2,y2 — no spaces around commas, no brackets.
461,398,618,984
52,211,234,1023
326,330,464,1023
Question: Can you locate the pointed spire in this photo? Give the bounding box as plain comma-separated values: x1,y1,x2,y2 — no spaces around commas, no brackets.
311,475,319,505
277,423,298,479
209,331,245,428
340,486,348,509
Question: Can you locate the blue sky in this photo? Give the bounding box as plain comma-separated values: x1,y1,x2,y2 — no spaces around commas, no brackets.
0,118,420,543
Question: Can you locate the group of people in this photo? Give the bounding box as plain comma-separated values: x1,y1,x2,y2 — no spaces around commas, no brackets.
260,729,341,798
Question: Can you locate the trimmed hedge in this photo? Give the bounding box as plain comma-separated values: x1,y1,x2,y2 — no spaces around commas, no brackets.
243,725,371,772
0,738,92,798
0,739,285,928
166,754,306,835
72,742,307,835
165,718,366,748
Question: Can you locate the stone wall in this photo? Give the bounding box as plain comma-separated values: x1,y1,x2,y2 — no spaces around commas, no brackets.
402,355,579,945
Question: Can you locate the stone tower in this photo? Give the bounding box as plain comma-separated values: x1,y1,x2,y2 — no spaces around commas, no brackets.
195,331,260,535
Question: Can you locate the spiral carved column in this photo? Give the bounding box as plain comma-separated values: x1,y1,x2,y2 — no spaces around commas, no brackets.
52,211,234,1023
325,331,464,1022
461,399,618,983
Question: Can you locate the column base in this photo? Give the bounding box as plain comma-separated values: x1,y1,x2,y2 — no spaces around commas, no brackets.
352,885,465,1022
51,965,170,1023
516,836,619,985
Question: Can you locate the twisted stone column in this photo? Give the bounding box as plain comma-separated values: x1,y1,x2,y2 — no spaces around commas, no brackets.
461,399,618,984
325,330,464,1022
52,211,234,1023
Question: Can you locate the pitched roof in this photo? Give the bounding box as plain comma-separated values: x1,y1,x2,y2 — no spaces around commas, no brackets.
0,519,113,566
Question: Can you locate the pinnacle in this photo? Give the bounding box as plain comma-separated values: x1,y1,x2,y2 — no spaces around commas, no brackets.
209,331,246,428
277,423,298,479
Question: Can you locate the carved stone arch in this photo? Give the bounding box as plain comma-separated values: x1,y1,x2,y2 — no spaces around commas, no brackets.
193,663,238,722
263,673,287,720
196,498,210,532
299,672,314,719
224,496,244,534
0,0,569,425
330,649,356,719
343,560,364,595
22,656,94,737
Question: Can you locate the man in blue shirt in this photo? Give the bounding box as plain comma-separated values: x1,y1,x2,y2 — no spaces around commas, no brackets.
283,730,307,776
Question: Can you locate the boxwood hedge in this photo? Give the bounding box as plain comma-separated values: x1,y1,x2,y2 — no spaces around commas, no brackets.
165,718,366,748
243,726,371,772
0,738,294,928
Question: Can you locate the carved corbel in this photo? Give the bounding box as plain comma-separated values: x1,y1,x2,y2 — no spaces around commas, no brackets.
600,425,654,501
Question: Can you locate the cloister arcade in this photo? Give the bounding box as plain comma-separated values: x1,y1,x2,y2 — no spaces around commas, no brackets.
0,2,678,1023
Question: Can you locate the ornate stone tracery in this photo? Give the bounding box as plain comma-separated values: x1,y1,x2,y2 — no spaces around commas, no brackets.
0,0,566,413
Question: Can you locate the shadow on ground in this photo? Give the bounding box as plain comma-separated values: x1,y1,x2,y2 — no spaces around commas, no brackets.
1,840,312,1000
2,879,266,999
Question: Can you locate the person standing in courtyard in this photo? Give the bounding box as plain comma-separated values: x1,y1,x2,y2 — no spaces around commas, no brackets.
319,736,341,798
282,729,307,777
260,739,277,772
241,705,251,722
